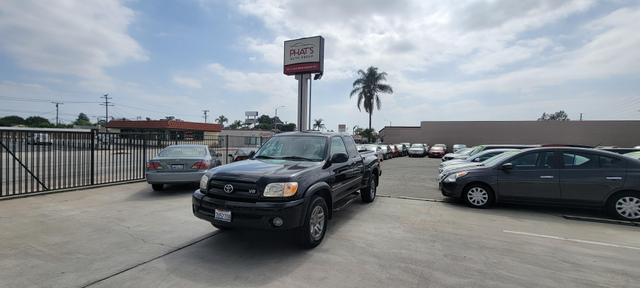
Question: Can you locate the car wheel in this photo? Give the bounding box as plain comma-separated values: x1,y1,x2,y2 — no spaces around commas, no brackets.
151,184,164,191
607,192,640,221
298,196,328,249
463,184,494,208
361,173,377,203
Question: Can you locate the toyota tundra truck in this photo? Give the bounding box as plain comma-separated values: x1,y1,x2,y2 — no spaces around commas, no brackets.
192,131,381,248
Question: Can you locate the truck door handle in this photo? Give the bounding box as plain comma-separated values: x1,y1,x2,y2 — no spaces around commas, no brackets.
606,176,622,180
539,176,554,179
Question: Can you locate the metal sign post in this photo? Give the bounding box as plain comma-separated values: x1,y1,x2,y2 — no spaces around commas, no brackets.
296,74,310,131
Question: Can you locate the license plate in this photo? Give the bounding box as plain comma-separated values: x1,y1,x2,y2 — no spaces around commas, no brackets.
214,209,232,222
171,164,184,170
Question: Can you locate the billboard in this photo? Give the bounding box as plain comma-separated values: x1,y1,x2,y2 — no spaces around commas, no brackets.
338,124,346,133
245,111,258,117
284,36,324,75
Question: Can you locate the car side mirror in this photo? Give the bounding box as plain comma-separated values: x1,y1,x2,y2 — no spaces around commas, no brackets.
330,153,349,163
249,151,256,158
501,163,513,170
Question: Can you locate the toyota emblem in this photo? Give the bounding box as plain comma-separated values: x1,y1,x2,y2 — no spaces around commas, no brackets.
223,184,234,194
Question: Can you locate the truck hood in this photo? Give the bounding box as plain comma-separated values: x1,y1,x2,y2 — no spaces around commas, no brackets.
207,159,322,182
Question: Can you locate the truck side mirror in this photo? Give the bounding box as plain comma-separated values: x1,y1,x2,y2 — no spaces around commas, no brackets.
249,151,256,158
330,153,349,163
501,163,513,170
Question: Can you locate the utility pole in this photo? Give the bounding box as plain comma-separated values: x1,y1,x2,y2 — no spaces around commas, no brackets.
100,94,113,123
51,101,63,126
202,110,209,123
580,113,583,121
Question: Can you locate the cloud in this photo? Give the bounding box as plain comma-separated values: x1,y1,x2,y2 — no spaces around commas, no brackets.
172,76,203,89
0,0,147,80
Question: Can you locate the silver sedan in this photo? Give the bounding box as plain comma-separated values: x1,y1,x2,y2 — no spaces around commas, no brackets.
145,144,222,191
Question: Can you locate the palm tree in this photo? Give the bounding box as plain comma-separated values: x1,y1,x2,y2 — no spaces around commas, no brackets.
349,66,393,142
216,115,228,125
313,118,325,131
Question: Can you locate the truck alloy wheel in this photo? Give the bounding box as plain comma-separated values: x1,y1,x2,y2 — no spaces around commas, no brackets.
299,196,328,248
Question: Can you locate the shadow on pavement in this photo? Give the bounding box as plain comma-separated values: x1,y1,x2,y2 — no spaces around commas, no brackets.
126,183,197,201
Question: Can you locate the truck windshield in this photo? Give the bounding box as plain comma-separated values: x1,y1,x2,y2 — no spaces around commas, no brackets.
255,136,327,161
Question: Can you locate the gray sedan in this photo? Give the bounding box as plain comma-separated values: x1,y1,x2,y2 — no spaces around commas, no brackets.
146,144,222,191
439,148,518,173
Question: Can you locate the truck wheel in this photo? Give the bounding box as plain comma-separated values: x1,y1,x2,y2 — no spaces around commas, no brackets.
298,196,328,249
151,184,164,191
361,173,377,203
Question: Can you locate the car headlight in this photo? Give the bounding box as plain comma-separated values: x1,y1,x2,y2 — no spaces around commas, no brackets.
263,182,298,197
443,171,469,183
199,175,209,191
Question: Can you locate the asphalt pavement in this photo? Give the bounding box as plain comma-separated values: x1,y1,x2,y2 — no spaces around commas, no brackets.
0,157,637,288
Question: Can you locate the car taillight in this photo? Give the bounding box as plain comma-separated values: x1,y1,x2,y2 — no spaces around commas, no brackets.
191,161,209,170
146,161,161,170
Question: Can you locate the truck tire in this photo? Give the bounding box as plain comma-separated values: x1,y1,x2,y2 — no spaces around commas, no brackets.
361,173,377,203
151,184,164,191
298,196,328,249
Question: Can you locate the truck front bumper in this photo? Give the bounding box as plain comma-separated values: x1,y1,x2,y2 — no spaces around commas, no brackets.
192,189,307,230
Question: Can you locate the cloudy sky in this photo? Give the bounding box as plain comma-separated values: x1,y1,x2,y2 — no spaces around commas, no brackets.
0,0,638,130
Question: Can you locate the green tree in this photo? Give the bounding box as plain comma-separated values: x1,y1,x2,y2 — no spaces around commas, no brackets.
227,120,243,129
358,128,377,143
25,116,52,127
279,123,296,132
538,110,570,121
350,66,393,142
0,115,25,126
313,118,325,131
216,115,228,125
74,113,92,126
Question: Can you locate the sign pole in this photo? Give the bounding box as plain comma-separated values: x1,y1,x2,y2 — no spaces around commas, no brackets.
296,73,310,131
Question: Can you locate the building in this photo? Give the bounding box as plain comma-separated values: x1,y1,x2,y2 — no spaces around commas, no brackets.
379,120,640,148
220,129,274,147
106,119,222,140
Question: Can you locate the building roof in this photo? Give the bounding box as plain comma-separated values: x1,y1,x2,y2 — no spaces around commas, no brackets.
106,119,223,132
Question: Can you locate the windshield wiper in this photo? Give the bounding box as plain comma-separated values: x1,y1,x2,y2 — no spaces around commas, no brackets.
254,155,276,159
280,156,317,161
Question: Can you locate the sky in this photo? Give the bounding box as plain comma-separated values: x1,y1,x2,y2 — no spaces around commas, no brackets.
0,0,639,131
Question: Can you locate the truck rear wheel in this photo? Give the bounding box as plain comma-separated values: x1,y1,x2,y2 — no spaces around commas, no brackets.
361,174,377,203
298,196,328,249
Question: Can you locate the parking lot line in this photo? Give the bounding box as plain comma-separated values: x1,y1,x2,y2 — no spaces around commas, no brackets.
503,230,639,250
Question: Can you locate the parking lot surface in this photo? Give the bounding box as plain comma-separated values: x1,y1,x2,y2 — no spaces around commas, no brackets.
0,158,638,288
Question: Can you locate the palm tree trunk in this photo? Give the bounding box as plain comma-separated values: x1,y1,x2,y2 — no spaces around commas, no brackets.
368,111,372,143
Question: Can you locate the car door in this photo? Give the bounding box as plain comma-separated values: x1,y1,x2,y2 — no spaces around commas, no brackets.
329,136,352,200
497,151,560,201
343,136,364,192
559,151,626,204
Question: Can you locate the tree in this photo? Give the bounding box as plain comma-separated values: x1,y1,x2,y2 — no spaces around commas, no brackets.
25,116,52,127
74,113,91,126
358,128,377,143
538,110,570,121
227,120,243,129
0,115,25,127
279,123,296,132
313,118,325,131
350,66,393,142
216,115,228,125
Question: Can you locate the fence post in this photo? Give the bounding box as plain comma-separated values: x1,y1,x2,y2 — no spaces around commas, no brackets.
225,135,229,164
90,129,95,185
142,134,148,177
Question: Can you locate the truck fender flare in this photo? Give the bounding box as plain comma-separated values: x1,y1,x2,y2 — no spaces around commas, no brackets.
304,182,333,219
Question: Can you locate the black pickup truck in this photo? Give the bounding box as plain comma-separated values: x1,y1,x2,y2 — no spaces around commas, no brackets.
192,131,381,248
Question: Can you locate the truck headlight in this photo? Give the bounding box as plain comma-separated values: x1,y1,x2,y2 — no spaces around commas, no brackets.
263,182,298,197
443,171,468,183
199,175,209,191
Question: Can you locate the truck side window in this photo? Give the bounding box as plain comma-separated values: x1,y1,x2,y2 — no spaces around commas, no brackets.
331,137,347,155
342,136,359,158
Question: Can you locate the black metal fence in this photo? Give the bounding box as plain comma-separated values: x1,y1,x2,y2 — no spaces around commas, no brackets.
0,129,270,197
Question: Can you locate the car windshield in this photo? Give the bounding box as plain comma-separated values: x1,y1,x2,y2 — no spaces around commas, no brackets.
482,151,519,166
410,144,423,148
467,146,485,156
456,147,474,155
254,136,327,161
158,146,207,158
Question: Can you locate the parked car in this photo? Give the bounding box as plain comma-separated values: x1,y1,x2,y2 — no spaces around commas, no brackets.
193,131,381,248
452,144,467,152
439,149,518,173
439,150,520,180
400,143,411,155
428,144,447,158
394,144,407,157
358,144,384,162
443,144,538,162
439,147,640,221
408,143,428,157
378,144,392,160
624,150,640,159
389,145,401,158
442,147,474,162
146,144,223,191
229,147,256,162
